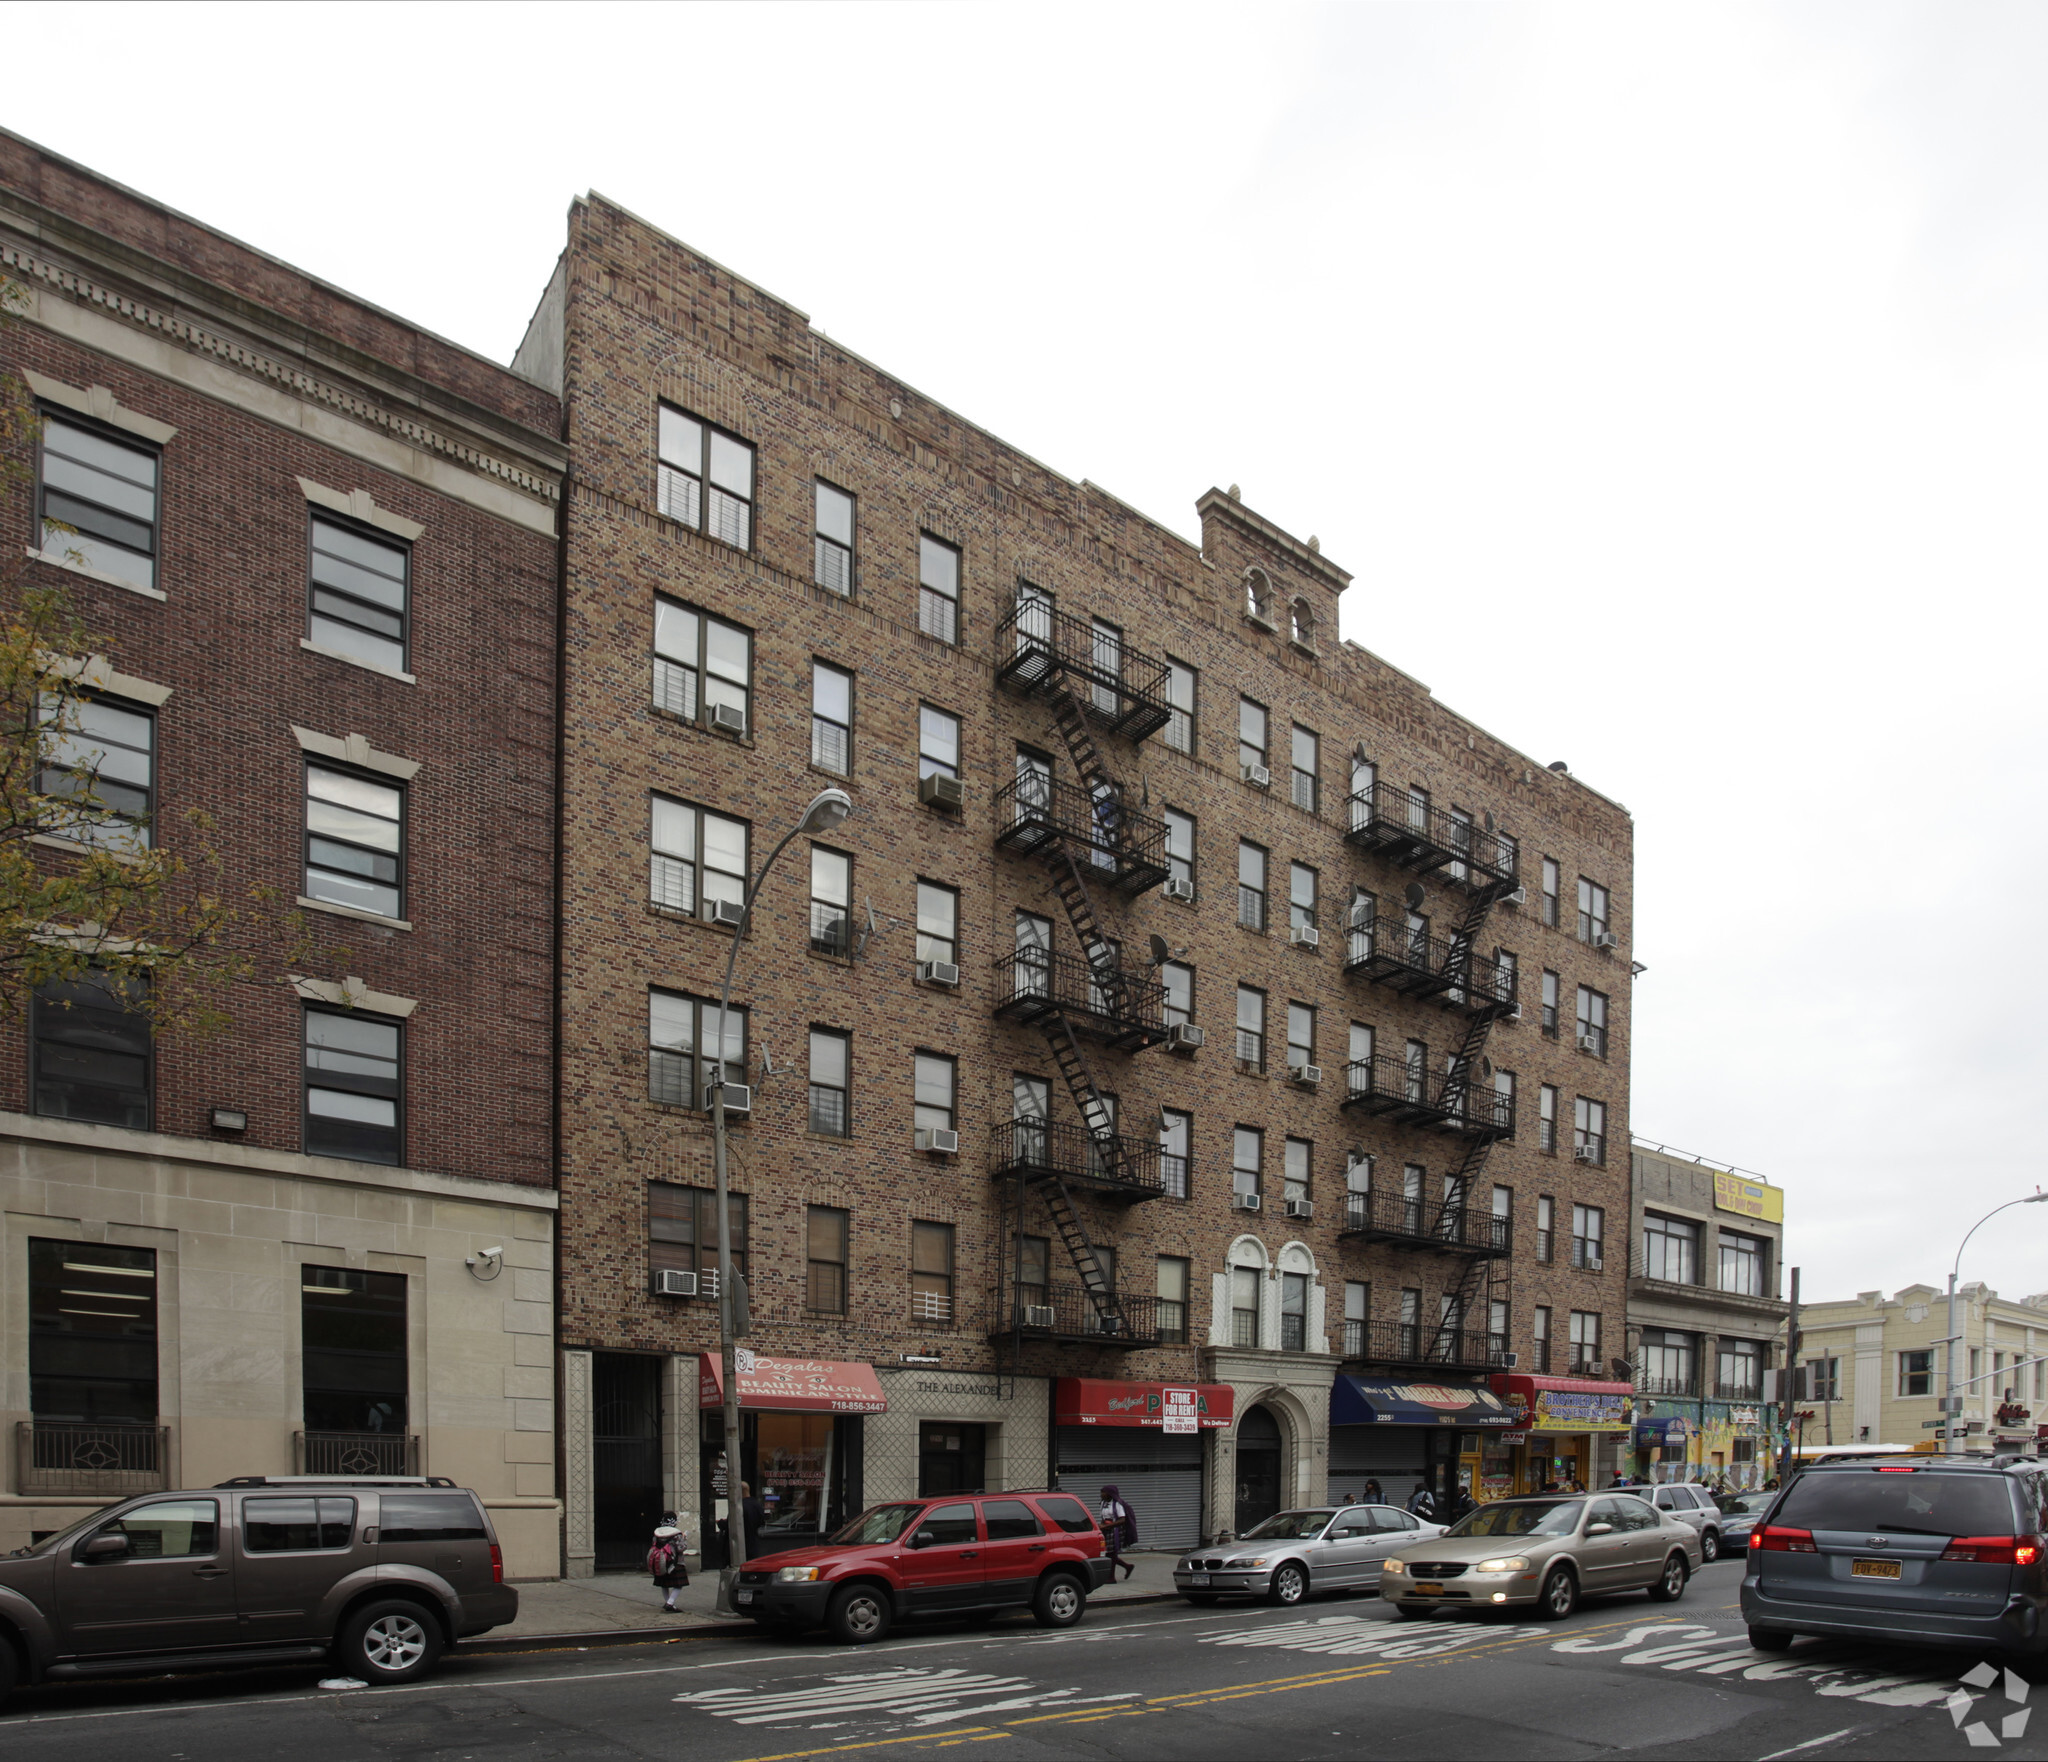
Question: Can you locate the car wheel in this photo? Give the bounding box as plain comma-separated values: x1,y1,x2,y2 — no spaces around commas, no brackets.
1388,1602,1423,1620
1265,1562,1309,1607
1699,1528,1720,1564
827,1584,893,1644
1646,1552,1689,1602
1182,1593,1221,1606
1748,1627,1794,1653
1033,1574,1087,1629
337,1599,443,1685
1536,1567,1578,1621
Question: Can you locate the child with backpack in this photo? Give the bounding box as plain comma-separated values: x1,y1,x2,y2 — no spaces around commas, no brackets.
647,1514,689,1612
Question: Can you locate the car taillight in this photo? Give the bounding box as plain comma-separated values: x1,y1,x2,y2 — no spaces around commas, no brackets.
1755,1526,1817,1553
1940,1536,2040,1565
490,1542,505,1584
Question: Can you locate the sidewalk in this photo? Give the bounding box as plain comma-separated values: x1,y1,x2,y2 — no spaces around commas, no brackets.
476,1552,1185,1650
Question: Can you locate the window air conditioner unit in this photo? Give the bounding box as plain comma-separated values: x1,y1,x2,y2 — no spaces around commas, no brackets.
1167,1022,1205,1051
1594,931,1620,951
1500,1002,1523,1023
708,702,749,736
651,1269,698,1298
1576,1033,1602,1053
1022,1305,1056,1329
706,898,747,928
1232,1192,1263,1213
1289,1063,1322,1087
1502,1351,1520,1369
1573,1144,1596,1162
1583,1253,1604,1271
1162,877,1195,903
916,1128,960,1155
716,1084,752,1116
1284,1198,1314,1220
920,960,962,987
1290,925,1321,950
1503,886,1527,907
919,772,966,810
1242,763,1272,789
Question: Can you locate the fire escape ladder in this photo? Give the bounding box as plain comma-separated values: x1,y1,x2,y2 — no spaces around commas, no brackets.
1043,1173,1124,1327
1040,1007,1121,1159
1438,1009,1496,1127
1045,674,1119,803
1429,1248,1494,1363
1045,845,1133,1017
1440,881,1497,998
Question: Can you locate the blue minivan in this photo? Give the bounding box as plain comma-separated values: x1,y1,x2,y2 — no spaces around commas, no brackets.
1741,1455,2047,1657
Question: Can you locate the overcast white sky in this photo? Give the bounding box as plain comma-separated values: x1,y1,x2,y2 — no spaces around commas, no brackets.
10,1,2043,1304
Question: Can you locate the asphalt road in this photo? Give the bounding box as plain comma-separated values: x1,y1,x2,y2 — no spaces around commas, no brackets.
0,1560,2039,1761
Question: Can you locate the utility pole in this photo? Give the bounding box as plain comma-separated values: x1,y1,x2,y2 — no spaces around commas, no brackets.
1780,1266,1800,1482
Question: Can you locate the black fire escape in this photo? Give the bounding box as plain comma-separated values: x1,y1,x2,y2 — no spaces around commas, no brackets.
989,598,1172,1352
1339,781,1523,1374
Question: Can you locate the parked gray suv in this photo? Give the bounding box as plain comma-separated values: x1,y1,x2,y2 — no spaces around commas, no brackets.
0,1475,517,1706
1742,1455,2048,1658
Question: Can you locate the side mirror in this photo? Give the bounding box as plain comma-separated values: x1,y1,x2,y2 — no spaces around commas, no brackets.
81,1532,131,1561
1586,1522,1614,1536
907,1529,934,1551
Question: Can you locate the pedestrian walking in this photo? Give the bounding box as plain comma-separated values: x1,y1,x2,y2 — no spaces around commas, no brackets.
739,1481,766,1560
1363,1478,1385,1505
1450,1484,1477,1522
1406,1483,1435,1522
1098,1484,1138,1580
646,1514,689,1612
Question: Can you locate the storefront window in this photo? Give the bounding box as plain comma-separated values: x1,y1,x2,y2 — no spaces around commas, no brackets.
756,1411,835,1539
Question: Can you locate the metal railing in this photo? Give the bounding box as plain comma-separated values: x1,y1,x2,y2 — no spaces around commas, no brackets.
1570,1236,1606,1270
1341,1055,1515,1139
1714,1380,1765,1401
810,716,851,775
1342,783,1518,890
990,948,1166,1048
988,1118,1168,1198
918,588,958,644
1637,1374,1700,1399
296,1430,419,1476
16,1420,167,1496
1344,920,1518,1015
810,901,852,956
1340,1320,1511,1371
1340,1189,1512,1256
992,599,1174,741
993,774,1168,893
911,1289,956,1324
995,1281,1163,1345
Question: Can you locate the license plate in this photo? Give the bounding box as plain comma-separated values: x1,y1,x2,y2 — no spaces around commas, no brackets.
1189,1573,1209,1586
1851,1559,1901,1580
737,1589,755,1603
1413,1582,1445,1596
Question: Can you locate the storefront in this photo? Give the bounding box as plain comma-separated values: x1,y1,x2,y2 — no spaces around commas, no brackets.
1490,1374,1634,1492
1632,1401,1778,1488
1328,1376,1518,1510
1053,1378,1234,1549
698,1353,886,1567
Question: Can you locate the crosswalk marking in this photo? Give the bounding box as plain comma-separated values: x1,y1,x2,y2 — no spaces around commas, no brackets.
674,1668,1141,1728
1200,1615,1507,1659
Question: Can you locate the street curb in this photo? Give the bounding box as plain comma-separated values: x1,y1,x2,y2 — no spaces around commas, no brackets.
456,1589,1186,1655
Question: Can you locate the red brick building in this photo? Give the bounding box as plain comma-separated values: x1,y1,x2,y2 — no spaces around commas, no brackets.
0,132,566,1573
522,196,1636,1571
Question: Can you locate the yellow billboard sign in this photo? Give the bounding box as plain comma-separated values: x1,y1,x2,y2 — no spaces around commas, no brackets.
1714,1172,1783,1223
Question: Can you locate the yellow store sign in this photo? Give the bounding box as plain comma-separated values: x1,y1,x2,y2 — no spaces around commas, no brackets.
1713,1172,1783,1223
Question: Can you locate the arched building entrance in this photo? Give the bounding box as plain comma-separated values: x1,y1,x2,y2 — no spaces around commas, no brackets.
1234,1404,1284,1534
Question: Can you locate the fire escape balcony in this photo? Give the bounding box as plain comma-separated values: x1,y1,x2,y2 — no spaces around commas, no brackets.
993,601,1174,742
1339,1319,1512,1374
1343,783,1518,894
994,775,1168,894
990,1280,1164,1346
1338,1190,1512,1259
1343,922,1518,1019
988,1118,1168,1203
1339,1055,1515,1142
991,950,1167,1050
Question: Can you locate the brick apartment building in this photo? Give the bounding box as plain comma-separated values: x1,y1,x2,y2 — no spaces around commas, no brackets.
0,133,566,1574
521,196,1638,1571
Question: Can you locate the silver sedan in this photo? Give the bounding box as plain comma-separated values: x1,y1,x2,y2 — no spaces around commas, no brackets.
1175,1505,1448,1607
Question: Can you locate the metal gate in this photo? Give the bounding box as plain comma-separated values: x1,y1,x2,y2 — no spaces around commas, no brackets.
1327,1425,1428,1509
1053,1426,1203,1549
593,1353,663,1572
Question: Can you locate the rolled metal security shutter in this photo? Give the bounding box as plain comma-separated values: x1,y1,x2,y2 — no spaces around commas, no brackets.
1053,1426,1203,1550
1327,1426,1428,1509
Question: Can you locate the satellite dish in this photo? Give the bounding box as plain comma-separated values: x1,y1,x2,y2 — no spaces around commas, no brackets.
1610,1357,1633,1379
1480,1057,1493,1079
1353,741,1369,763
1147,934,1171,968
1404,882,1426,910
1483,810,1496,833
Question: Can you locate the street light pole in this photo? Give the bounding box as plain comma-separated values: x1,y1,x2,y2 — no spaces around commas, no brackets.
1944,1192,2048,1454
709,787,853,1618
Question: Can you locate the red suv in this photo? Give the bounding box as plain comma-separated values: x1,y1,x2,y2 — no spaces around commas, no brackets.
736,1490,1112,1642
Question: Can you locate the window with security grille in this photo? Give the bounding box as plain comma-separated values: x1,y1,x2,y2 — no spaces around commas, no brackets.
1574,1095,1607,1165
1290,724,1319,812
917,882,959,966
1235,986,1266,1070
911,1221,955,1323
39,693,154,851
1532,1305,1552,1372
1159,1109,1191,1198
1163,807,1195,891
1232,1126,1262,1197
1539,1084,1559,1152
1541,969,1560,1034
1349,752,1377,831
1398,1287,1421,1357
1541,858,1561,928
305,765,403,919
814,480,855,593
308,515,409,673
1576,986,1609,1056
1569,1309,1602,1374
812,661,853,774
1157,1257,1191,1344
1571,1203,1604,1268
1284,1137,1311,1203
648,990,746,1110
1280,1272,1309,1352
1287,1002,1314,1072
649,1183,748,1282
1448,808,1474,883
1343,1280,1369,1357
304,1007,401,1163
1163,659,1196,752
807,1206,849,1312
658,404,755,549
913,1051,956,1135
38,414,159,591
1577,876,1611,943
810,846,852,955
918,534,961,643
1289,863,1317,933
1238,841,1268,931
1238,697,1268,774
808,1029,851,1137
650,797,748,916
653,596,751,731
1536,1195,1555,1263
1231,1265,1261,1348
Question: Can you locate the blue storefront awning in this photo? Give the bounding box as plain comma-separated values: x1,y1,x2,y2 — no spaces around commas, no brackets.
1331,1375,1519,1428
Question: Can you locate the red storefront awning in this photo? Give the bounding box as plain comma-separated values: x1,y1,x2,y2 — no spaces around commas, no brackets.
698,1353,888,1414
1055,1378,1235,1430
1489,1373,1634,1435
